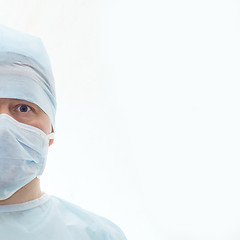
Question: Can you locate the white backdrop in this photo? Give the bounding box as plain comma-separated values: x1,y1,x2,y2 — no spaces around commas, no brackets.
0,0,240,239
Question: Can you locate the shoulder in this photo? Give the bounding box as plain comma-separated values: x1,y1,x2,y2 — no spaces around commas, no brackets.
49,195,127,240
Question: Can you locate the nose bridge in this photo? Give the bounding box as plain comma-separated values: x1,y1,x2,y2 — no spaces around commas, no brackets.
0,100,11,115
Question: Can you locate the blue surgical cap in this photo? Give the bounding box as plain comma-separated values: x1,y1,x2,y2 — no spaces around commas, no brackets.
0,25,57,132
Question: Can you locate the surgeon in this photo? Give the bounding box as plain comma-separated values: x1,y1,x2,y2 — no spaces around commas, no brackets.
0,25,127,240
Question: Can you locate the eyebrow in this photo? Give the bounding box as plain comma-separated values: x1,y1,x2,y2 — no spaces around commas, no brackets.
11,99,33,104
11,99,39,108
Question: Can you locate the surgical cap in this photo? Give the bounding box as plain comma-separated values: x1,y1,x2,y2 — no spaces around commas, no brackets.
0,25,57,132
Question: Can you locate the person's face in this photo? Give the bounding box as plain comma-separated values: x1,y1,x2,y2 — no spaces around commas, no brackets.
0,98,54,146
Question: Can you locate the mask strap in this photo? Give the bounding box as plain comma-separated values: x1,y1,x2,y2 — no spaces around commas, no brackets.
47,132,55,140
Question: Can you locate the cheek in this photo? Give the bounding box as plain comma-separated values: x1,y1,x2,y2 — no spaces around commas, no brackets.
29,115,52,135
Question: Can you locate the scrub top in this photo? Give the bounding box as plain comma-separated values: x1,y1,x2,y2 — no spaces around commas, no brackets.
0,193,127,240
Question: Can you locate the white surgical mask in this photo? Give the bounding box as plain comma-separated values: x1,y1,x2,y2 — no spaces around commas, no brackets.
0,113,54,200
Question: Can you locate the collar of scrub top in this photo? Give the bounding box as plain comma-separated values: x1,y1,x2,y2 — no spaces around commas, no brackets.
0,193,49,213
0,25,57,133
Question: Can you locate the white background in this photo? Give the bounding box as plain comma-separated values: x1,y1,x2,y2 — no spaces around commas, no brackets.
0,0,240,239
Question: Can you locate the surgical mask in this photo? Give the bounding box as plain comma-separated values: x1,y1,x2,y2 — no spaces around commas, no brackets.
0,113,54,200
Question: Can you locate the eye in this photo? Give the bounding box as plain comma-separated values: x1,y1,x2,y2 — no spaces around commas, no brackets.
16,104,32,113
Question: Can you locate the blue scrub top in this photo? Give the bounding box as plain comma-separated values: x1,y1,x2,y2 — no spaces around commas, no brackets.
0,194,127,240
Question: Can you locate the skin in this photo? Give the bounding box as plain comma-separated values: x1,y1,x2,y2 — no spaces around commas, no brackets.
0,98,54,205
